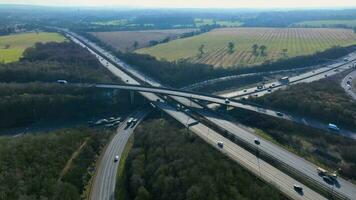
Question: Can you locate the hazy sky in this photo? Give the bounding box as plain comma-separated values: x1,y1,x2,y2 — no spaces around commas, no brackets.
1,0,356,8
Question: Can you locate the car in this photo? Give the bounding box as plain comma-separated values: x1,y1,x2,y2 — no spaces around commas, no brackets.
217,141,224,148
267,89,272,92
293,184,303,192
276,112,284,117
225,98,230,104
114,155,119,162
324,74,328,77
243,89,247,92
254,138,260,145
322,176,334,184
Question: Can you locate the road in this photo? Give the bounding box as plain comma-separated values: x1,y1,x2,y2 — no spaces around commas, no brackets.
341,69,356,101
155,102,327,200
93,83,356,139
90,109,151,200
59,29,350,200
218,55,356,99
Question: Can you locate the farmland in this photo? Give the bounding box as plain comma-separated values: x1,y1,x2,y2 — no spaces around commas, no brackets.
137,27,356,68
292,19,356,28
0,32,66,63
91,29,196,52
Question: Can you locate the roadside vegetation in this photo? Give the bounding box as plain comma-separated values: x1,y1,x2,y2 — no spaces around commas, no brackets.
120,118,286,200
248,74,356,130
229,109,356,182
0,127,111,199
137,28,356,67
0,32,66,63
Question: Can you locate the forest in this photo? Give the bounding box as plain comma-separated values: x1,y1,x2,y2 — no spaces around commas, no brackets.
249,75,356,130
121,118,285,200
0,41,139,129
0,127,111,199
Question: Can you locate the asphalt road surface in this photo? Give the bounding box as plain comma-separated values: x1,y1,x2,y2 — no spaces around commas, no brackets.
341,69,356,101
61,29,355,200
90,109,151,200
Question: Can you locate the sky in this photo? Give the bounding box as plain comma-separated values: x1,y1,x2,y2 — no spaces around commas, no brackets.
0,0,356,8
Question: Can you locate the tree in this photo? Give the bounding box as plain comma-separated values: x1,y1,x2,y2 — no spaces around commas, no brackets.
252,44,259,55
133,41,139,49
228,42,235,54
4,44,10,49
198,44,205,58
259,45,267,55
281,48,288,57
135,186,150,200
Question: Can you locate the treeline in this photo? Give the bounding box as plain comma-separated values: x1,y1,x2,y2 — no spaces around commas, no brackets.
122,119,285,200
242,9,356,27
0,128,110,199
229,109,356,181
249,76,356,130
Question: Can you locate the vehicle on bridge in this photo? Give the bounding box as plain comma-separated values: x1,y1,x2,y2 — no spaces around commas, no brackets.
217,141,224,148
328,123,340,131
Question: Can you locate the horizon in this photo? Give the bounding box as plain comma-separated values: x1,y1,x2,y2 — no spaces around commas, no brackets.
1,0,356,9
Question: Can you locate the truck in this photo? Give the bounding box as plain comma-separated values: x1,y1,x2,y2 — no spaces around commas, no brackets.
328,123,340,131
279,77,289,84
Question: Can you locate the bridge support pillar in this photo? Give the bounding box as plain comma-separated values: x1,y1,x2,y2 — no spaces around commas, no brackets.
130,91,134,104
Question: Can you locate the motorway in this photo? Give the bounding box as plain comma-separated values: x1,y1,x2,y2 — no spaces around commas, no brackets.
94,83,356,139
341,69,356,101
60,29,355,200
218,54,356,99
90,109,151,200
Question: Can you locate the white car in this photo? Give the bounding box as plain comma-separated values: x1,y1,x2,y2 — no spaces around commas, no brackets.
114,155,119,162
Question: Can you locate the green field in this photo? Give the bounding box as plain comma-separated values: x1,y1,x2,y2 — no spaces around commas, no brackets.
0,32,66,63
137,28,356,68
292,19,356,28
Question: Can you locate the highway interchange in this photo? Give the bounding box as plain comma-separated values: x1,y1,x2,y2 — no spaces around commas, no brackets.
60,28,356,200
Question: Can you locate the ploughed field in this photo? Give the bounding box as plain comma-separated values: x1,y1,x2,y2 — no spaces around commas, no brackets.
136,28,356,68
0,32,66,63
90,29,196,52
